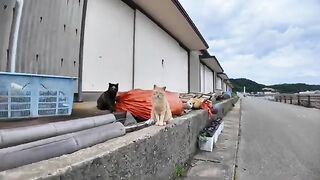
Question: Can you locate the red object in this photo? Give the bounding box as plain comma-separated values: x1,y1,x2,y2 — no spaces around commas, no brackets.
115,89,183,120
200,100,213,118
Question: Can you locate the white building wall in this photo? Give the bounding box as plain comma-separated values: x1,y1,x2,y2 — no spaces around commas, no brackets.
227,85,232,92
200,64,205,93
216,77,222,90
213,71,217,91
222,81,227,92
200,64,214,93
189,51,201,93
82,0,134,91
204,66,214,93
134,11,188,92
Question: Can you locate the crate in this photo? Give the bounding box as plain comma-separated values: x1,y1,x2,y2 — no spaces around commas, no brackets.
198,121,224,152
0,72,76,120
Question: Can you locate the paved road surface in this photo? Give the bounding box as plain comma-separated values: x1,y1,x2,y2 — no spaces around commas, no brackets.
237,97,320,180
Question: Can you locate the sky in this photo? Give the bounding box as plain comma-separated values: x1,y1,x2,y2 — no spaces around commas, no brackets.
180,0,320,85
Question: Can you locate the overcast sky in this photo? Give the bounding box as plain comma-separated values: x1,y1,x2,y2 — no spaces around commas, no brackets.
180,0,320,85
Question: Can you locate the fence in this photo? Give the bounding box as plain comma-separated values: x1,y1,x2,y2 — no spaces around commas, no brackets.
274,94,320,109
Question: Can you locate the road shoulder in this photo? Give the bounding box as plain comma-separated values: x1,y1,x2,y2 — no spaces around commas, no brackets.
185,99,241,180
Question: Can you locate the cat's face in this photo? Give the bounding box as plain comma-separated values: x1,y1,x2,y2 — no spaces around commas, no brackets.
152,85,166,99
108,83,119,92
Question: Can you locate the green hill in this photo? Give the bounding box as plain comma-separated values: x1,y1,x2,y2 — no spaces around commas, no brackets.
269,83,320,93
229,78,266,93
229,78,320,93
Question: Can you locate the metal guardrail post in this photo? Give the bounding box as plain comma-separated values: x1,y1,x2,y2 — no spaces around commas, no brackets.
279,96,281,102
290,96,292,104
298,95,300,105
308,95,311,107
284,96,286,103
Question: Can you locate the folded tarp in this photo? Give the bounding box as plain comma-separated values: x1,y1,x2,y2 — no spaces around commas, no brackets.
0,114,116,149
0,122,125,171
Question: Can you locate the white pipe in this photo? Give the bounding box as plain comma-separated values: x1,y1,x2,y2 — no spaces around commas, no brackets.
10,0,24,73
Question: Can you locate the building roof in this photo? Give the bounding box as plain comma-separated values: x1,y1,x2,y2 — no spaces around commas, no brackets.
217,72,229,80
226,80,234,88
218,73,234,88
200,55,224,73
130,0,209,50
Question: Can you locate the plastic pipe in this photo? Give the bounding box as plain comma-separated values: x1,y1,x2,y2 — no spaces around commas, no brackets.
9,0,24,73
0,122,125,171
0,114,116,148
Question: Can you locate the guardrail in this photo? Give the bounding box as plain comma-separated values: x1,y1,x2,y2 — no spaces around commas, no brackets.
274,94,320,109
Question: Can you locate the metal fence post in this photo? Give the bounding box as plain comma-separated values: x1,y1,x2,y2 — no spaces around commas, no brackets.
298,95,300,105
308,95,311,107
284,96,286,103
290,96,292,104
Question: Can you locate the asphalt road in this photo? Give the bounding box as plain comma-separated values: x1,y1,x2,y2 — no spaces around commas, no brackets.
237,97,320,180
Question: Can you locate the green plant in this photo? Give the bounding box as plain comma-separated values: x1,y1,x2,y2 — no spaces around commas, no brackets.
198,132,208,142
174,164,185,178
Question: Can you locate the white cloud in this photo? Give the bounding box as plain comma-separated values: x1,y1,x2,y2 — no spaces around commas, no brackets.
180,0,320,85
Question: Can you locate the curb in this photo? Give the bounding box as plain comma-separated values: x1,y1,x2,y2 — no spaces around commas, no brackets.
232,98,242,180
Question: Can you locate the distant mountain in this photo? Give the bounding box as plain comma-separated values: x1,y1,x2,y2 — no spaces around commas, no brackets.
268,83,320,93
229,78,266,93
229,78,320,93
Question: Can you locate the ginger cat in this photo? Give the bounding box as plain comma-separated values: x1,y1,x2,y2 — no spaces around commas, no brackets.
151,85,173,126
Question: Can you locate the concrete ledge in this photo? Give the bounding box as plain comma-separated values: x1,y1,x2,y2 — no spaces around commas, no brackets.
0,98,238,180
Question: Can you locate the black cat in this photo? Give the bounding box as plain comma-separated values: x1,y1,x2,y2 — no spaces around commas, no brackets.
97,83,119,112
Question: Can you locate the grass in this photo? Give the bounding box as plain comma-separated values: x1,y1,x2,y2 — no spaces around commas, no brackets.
173,164,185,179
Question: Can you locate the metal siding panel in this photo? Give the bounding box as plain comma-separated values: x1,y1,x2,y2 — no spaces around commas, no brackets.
82,0,134,92
15,0,82,77
0,0,15,72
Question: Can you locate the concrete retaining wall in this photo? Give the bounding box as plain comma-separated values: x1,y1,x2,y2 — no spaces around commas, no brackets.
215,97,239,117
0,98,238,180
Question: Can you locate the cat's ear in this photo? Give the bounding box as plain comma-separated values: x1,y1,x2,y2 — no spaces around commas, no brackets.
108,83,111,86
162,86,166,91
153,84,157,89
116,83,119,87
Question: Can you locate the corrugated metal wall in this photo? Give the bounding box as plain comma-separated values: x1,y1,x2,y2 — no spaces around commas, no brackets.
15,0,83,77
0,0,15,72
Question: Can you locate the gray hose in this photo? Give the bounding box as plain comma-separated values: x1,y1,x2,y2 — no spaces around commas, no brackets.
0,114,116,148
0,122,125,171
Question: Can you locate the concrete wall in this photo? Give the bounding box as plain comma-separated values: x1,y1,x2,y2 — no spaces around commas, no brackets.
82,0,134,92
0,110,208,180
134,11,188,92
0,98,238,180
189,51,201,93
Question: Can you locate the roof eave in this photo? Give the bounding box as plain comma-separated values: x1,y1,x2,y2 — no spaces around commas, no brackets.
171,0,209,49
200,55,224,73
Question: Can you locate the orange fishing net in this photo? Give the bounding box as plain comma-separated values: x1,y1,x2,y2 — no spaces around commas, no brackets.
115,89,183,121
